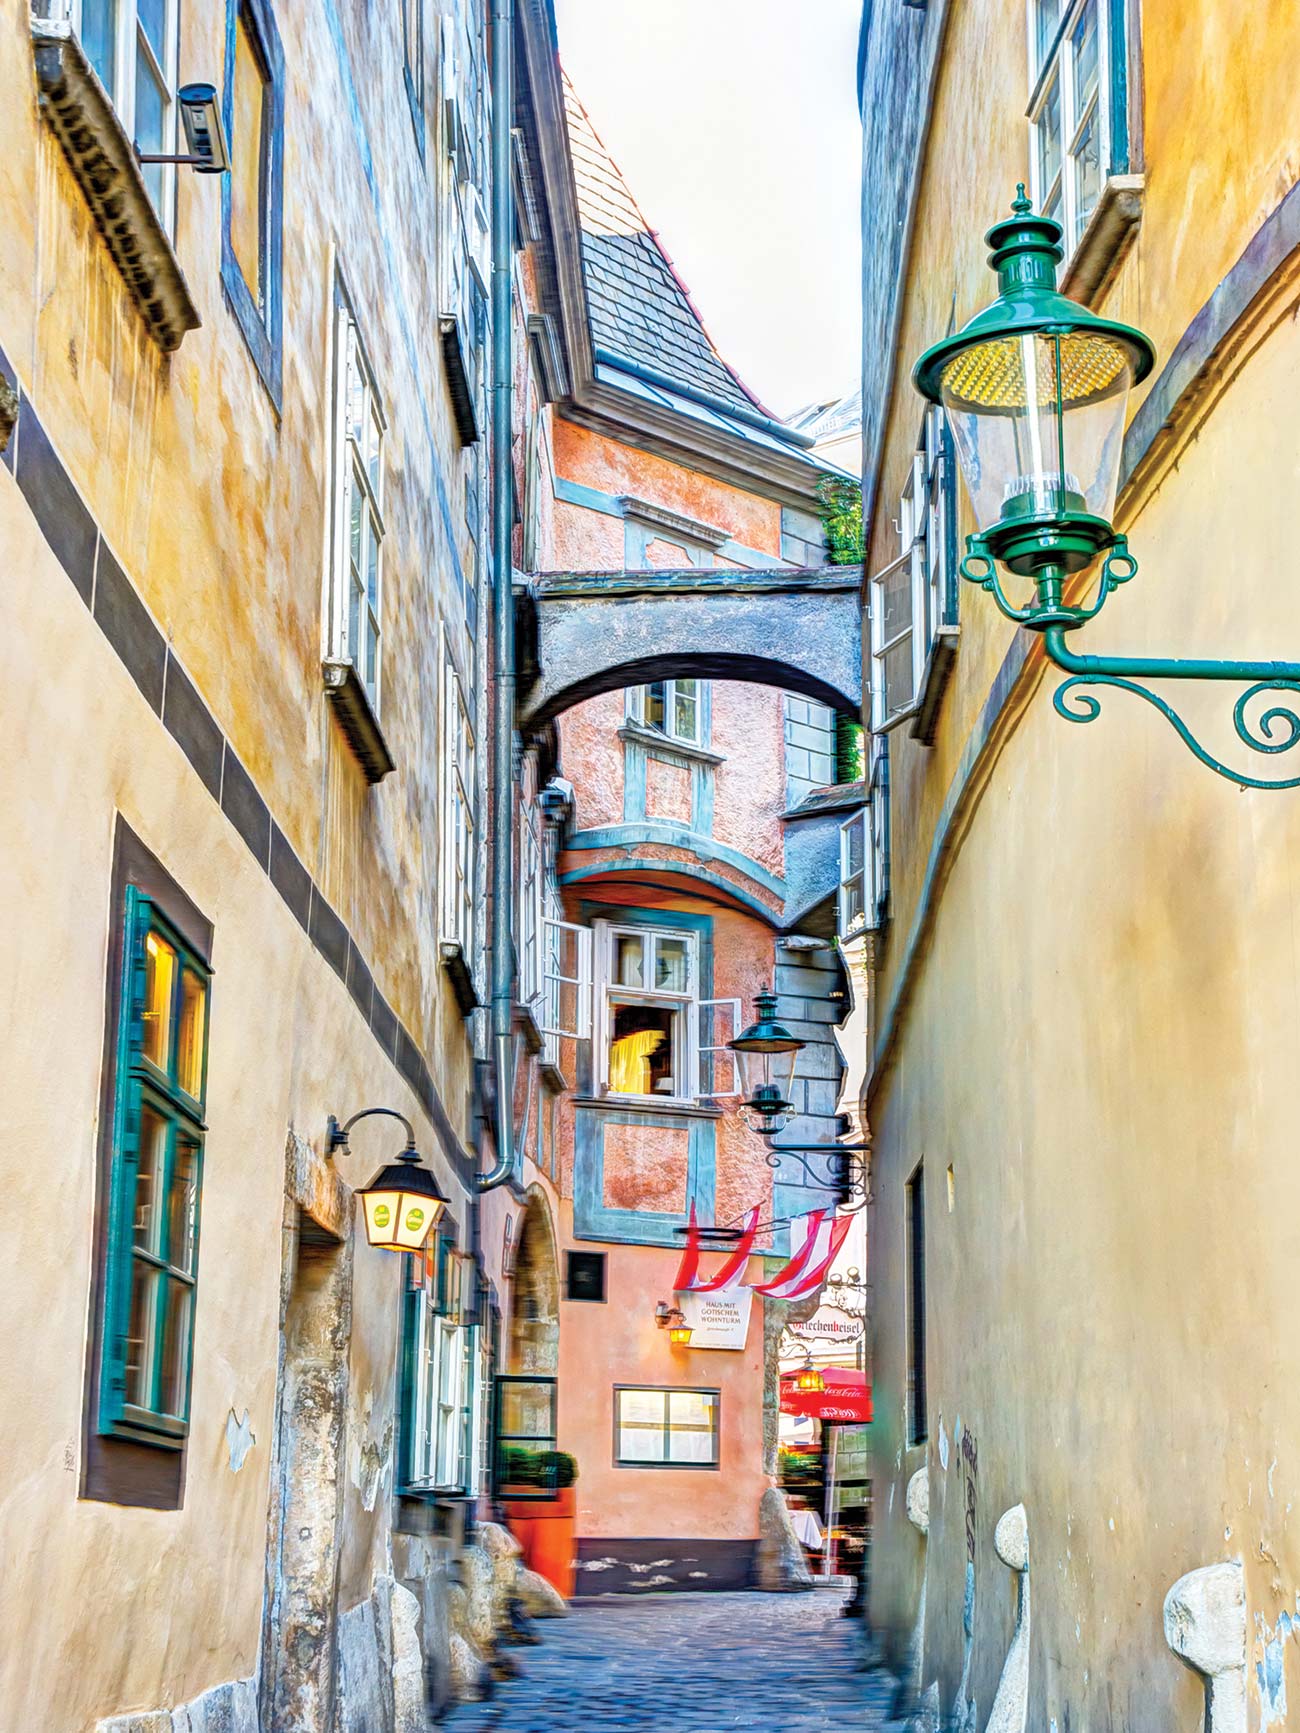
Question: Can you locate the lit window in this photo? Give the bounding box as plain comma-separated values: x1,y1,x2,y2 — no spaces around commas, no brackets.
441,637,476,951
595,922,737,1105
328,287,385,713
99,888,211,1444
869,406,956,733
75,0,180,223
628,679,703,746
1028,0,1109,256
615,1387,719,1468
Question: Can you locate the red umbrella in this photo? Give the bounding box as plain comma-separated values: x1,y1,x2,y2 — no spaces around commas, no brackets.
780,1366,872,1423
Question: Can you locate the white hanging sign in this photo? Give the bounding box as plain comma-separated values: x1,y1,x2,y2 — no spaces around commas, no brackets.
676,1286,754,1350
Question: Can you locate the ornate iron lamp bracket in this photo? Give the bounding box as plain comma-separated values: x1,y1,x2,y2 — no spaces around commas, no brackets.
760,1142,871,1211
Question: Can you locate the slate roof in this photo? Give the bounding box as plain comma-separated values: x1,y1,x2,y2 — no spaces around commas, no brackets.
563,75,770,423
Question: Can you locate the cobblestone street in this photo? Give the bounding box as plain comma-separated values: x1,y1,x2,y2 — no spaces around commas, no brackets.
446,1587,896,1731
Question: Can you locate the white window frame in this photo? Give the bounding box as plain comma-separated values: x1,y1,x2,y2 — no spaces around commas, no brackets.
870,408,955,733
327,287,386,713
518,800,543,1011
441,634,475,950
594,922,737,1105
838,808,875,939
1027,0,1109,258
541,914,592,1067
72,0,180,228
407,1265,474,1495
627,680,704,747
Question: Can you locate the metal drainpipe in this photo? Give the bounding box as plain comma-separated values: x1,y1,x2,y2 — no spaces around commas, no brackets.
478,0,515,1193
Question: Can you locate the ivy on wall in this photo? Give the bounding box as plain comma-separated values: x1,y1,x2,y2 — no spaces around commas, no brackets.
818,476,866,783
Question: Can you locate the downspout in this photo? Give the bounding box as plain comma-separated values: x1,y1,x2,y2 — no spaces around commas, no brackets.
479,0,516,1193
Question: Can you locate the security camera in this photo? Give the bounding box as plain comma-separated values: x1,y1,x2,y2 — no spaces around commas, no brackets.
178,83,231,174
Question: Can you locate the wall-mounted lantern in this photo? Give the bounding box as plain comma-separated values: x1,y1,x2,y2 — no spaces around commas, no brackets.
728,987,804,1137
327,1108,448,1253
914,187,1300,789
793,1354,825,1395
668,1318,694,1348
654,1301,693,1346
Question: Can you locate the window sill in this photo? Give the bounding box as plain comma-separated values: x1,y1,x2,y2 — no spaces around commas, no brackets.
323,658,395,783
440,940,480,1016
909,626,959,746
540,1059,568,1094
617,721,724,767
31,19,201,354
572,1095,723,1120
1059,175,1145,308
514,1001,544,1054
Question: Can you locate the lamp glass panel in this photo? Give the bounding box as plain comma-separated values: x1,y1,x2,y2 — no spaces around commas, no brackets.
940,333,1133,529
362,1188,400,1247
394,1188,440,1250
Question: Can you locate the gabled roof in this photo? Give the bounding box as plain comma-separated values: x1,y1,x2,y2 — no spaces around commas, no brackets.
563,75,768,422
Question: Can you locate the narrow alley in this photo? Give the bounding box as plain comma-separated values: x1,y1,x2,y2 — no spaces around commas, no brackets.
448,1590,894,1732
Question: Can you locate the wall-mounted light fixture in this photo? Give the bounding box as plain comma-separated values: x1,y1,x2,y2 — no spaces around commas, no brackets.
728,988,803,1136
793,1353,825,1394
914,187,1300,788
327,1108,448,1253
136,82,231,176
654,1301,693,1346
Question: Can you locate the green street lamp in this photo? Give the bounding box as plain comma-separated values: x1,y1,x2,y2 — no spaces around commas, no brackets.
728,987,804,1137
913,187,1300,789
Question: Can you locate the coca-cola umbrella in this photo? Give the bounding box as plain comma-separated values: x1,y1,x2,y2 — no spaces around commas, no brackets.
779,1366,872,1424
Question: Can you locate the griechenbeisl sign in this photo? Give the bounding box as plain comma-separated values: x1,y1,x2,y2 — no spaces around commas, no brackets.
783,1304,864,1347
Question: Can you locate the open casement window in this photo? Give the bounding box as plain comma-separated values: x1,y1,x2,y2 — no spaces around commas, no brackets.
869,736,891,930
698,997,741,1099
541,916,592,1068
596,922,697,1105
441,634,476,951
871,408,958,738
400,1245,476,1495
627,680,704,747
1028,0,1108,256
493,1374,559,1502
838,809,875,939
328,287,386,713
75,0,180,224
99,888,211,1445
518,802,544,1012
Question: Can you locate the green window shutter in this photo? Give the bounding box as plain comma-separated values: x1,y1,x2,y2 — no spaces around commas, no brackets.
98,887,152,1434
397,1260,422,1493
941,416,960,628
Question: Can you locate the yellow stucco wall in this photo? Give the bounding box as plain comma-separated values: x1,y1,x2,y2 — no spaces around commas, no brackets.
865,0,1300,1721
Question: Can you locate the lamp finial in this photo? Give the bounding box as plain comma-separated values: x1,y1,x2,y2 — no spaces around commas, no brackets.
1011,183,1032,215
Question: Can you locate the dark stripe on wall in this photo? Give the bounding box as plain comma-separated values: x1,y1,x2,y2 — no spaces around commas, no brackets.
573,1538,758,1596
5,372,474,1181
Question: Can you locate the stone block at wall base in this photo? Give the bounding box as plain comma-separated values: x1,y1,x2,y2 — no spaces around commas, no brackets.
755,1487,815,1593
573,1537,758,1595
96,1677,259,1733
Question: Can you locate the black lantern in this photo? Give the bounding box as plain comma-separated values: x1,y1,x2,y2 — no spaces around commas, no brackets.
728,988,805,1137
328,1109,449,1253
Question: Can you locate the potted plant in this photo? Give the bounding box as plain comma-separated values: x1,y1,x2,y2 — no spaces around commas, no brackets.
501,1451,579,1600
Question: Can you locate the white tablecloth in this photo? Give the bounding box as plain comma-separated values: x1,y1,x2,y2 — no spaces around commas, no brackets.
790,1509,824,1550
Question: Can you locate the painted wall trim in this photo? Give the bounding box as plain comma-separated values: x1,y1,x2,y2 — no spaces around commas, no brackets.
868,179,1300,1104
566,825,786,897
4,361,474,1179
552,476,791,570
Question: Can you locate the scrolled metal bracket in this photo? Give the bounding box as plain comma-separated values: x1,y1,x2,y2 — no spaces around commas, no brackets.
1044,626,1300,790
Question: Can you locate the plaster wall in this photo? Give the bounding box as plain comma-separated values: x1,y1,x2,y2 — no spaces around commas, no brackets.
0,497,454,1730
865,278,1300,1729
551,419,783,557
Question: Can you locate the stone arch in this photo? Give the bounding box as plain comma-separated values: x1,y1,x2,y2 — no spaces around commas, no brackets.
518,570,862,732
507,1185,561,1377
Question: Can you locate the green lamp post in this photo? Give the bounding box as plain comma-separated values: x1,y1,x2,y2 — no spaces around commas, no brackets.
913,188,1300,789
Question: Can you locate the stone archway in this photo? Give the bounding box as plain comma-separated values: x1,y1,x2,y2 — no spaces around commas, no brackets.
507,1187,561,1377
517,567,862,732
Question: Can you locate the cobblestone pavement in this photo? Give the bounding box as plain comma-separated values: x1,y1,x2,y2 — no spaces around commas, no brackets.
446,1586,897,1731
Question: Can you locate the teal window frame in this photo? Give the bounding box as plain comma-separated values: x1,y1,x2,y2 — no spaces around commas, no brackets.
98,886,211,1447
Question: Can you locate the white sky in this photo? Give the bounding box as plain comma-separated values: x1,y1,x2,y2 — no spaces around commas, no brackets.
552,0,863,419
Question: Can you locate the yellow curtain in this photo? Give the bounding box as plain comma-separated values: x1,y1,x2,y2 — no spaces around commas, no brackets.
609,1028,665,1094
